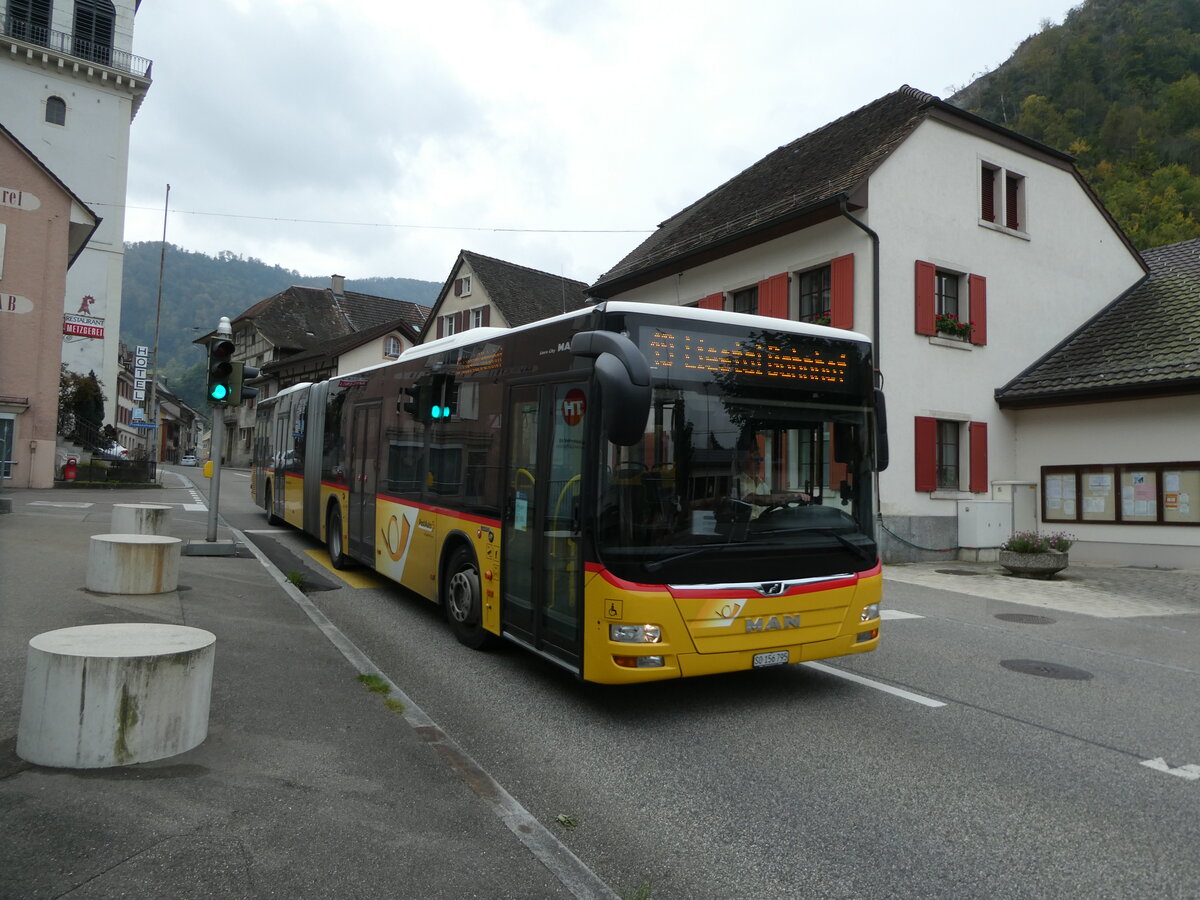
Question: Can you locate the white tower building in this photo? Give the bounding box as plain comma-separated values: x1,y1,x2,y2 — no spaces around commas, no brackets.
0,0,150,426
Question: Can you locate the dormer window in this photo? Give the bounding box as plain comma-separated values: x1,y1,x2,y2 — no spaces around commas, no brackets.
384,336,401,358
455,275,472,297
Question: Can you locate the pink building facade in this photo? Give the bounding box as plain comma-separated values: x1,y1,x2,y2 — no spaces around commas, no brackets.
0,124,98,488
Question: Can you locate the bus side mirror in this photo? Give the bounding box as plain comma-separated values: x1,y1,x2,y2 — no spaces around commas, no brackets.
873,388,889,472
571,330,651,446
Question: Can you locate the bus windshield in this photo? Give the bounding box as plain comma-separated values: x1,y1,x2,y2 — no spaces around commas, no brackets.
596,382,877,585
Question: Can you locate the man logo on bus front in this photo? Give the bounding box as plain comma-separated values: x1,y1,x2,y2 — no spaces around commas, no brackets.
761,582,784,595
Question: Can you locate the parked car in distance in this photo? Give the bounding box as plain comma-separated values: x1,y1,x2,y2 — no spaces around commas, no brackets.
95,442,129,460
180,454,197,466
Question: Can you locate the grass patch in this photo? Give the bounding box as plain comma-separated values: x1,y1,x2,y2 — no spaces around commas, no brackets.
357,673,391,695
285,569,307,590
623,884,652,900
357,673,405,714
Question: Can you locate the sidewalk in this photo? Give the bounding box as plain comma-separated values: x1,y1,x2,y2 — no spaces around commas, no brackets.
0,484,579,899
883,557,1200,619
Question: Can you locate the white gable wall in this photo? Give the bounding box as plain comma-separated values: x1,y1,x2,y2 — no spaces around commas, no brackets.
603,115,1149,561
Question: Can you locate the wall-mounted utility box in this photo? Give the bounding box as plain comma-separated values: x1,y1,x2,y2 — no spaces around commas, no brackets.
957,500,1012,548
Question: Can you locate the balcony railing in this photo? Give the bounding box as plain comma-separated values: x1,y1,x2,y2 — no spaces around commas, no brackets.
1,13,152,79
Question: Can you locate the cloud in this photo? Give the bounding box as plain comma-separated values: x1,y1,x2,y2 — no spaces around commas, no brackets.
123,0,1081,286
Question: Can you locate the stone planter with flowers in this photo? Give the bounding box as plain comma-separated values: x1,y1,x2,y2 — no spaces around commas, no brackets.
998,530,1075,579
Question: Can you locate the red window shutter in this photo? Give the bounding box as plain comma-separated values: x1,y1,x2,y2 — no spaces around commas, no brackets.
1006,175,1020,229
969,421,988,493
454,278,463,297
699,293,724,310
915,261,936,335
914,416,938,492
457,310,467,332
968,274,987,346
436,315,445,338
481,305,490,326
830,254,854,329
981,166,996,222
757,273,789,319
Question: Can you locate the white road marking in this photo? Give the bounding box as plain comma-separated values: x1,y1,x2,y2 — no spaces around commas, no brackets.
801,661,947,708
28,501,93,508
183,504,208,512
881,609,923,620
1140,757,1200,780
243,529,291,534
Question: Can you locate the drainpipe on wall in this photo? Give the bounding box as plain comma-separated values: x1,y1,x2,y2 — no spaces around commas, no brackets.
838,196,881,385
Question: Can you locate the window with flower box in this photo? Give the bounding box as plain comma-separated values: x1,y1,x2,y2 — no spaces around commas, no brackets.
1042,463,1200,526
915,260,987,345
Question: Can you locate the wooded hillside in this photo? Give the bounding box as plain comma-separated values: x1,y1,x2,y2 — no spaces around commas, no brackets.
952,0,1200,248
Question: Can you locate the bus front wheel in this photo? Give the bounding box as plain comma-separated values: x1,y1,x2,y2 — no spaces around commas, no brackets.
327,505,349,569
444,546,494,650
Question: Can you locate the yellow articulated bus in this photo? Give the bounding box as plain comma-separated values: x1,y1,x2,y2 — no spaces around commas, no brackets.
251,301,889,684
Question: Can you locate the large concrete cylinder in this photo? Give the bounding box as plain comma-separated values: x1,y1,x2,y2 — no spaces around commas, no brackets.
17,623,216,768
86,533,181,594
111,503,173,536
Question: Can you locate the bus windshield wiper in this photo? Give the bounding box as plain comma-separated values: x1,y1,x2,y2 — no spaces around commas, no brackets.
796,527,874,563
644,541,747,574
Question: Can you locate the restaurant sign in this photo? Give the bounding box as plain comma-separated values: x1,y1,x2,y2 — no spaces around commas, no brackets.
63,313,104,338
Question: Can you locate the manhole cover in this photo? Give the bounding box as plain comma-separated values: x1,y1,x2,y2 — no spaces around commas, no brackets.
935,569,985,576
1000,659,1093,680
994,613,1056,625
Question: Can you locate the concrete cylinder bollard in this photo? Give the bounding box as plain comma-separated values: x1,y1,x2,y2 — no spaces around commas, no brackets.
87,534,182,594
111,503,173,536
17,623,216,768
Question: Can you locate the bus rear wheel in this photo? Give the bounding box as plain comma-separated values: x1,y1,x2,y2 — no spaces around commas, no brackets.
264,483,282,526
327,504,349,569
444,546,494,650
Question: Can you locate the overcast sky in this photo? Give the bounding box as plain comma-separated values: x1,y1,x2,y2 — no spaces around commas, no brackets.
120,0,1082,289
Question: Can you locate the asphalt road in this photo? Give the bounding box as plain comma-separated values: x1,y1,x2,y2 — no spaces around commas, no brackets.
204,466,1200,899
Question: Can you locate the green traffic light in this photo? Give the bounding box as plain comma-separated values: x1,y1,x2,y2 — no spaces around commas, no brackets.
210,384,229,401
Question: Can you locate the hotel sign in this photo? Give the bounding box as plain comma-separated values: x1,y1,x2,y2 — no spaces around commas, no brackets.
2,293,34,314
1,187,40,211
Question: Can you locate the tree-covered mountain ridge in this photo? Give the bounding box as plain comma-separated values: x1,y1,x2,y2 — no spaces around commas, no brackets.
120,241,440,414
951,0,1200,249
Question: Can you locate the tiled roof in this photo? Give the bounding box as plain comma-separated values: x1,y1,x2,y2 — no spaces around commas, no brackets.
590,86,938,295
262,316,421,372
996,238,1200,407
234,286,428,352
460,251,592,326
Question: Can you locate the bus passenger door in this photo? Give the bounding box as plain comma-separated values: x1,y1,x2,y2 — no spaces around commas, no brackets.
349,403,380,562
502,382,585,670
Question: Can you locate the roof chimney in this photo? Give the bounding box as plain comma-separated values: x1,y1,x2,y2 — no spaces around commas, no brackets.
331,274,345,295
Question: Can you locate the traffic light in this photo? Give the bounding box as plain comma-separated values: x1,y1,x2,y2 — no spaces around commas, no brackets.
207,338,235,405
399,374,457,422
228,363,260,407
431,375,458,421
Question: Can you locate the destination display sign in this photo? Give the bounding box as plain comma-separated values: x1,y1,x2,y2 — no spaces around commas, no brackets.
636,323,862,390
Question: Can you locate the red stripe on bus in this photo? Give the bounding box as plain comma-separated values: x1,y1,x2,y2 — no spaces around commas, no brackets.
374,494,501,529
585,560,881,595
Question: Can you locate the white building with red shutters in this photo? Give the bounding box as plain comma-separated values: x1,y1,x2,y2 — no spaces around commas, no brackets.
588,85,1150,563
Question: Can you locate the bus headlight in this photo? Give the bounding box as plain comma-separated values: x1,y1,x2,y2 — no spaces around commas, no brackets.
609,624,662,643
861,604,880,622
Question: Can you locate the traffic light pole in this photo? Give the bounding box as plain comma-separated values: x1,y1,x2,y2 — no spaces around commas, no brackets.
206,412,224,543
